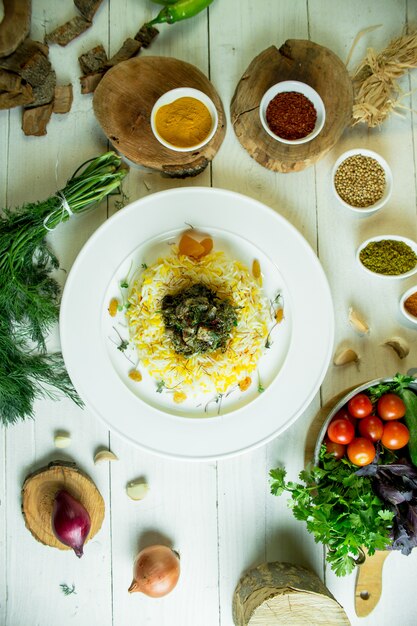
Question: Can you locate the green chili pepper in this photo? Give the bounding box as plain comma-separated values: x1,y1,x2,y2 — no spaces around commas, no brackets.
147,0,214,25
151,1,177,5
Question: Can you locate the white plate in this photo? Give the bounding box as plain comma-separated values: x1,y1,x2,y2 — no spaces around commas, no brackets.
60,188,334,460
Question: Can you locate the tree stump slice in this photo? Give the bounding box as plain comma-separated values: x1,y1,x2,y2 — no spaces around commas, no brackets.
231,41,353,173
233,562,350,626
21,460,105,551
93,56,226,178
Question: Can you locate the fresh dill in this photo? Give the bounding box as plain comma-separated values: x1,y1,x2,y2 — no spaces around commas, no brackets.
60,583,76,596
156,380,166,393
0,152,127,425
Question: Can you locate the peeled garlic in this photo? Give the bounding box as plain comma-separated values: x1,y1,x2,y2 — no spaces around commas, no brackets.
333,347,359,366
126,480,149,501
383,337,410,359
348,307,369,335
54,432,71,449
94,449,119,464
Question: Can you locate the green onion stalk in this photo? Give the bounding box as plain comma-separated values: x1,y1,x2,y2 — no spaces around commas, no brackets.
0,152,128,425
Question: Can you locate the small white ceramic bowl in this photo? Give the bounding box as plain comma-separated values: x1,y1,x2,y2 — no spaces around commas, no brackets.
259,80,325,145
332,148,393,215
400,285,417,324
356,235,417,279
150,87,218,152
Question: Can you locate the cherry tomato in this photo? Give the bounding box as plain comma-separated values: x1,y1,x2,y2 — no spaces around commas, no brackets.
377,393,406,421
358,415,384,442
381,421,410,450
327,417,355,445
347,437,376,466
324,437,346,459
333,407,357,428
347,393,373,419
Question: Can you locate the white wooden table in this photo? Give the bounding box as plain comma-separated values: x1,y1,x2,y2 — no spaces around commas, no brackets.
2,1,417,624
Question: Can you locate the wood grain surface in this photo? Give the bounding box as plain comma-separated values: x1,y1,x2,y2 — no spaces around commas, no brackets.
93,56,226,177
231,41,353,172
233,561,350,625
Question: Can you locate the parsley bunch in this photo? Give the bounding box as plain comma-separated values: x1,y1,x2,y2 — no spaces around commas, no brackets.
270,448,394,576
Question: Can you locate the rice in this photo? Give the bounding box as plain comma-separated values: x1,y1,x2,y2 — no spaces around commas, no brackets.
126,247,270,396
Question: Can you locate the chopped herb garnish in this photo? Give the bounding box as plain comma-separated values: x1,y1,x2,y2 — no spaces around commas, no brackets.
141,263,148,270
117,339,129,352
156,380,166,393
60,583,76,596
120,280,128,289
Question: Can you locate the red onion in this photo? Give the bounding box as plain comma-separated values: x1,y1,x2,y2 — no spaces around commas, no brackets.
128,545,180,597
52,490,91,558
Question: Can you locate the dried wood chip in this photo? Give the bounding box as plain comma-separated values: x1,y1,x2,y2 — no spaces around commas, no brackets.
79,44,107,74
106,38,142,68
74,0,104,21
53,84,73,114
80,70,105,94
46,16,92,47
22,102,54,136
0,68,34,109
0,40,56,106
134,24,159,48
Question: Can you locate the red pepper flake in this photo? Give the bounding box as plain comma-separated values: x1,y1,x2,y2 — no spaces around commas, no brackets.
266,91,317,140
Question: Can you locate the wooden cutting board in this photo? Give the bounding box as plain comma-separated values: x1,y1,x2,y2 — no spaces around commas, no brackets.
305,384,390,618
93,56,226,178
231,40,353,173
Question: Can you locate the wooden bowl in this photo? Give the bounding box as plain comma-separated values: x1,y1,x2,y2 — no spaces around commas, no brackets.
93,56,226,178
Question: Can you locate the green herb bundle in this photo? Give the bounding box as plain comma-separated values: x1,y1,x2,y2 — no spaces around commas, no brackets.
270,448,394,576
0,152,127,425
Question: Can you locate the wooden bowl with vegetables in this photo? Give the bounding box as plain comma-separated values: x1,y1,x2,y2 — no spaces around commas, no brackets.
270,374,417,579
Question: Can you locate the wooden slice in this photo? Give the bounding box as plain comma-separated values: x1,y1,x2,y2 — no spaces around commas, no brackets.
93,56,226,178
21,460,105,551
231,41,353,173
233,561,350,625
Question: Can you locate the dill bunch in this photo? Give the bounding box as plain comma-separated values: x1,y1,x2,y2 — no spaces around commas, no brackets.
0,152,128,425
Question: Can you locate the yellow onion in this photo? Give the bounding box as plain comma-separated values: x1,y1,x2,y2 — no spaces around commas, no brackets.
128,545,180,597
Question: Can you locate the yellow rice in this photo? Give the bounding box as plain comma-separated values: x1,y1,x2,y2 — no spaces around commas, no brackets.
127,248,269,395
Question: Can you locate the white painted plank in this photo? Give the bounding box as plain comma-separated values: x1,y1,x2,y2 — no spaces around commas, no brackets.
106,4,220,626
2,1,114,625
0,96,8,621
310,1,417,624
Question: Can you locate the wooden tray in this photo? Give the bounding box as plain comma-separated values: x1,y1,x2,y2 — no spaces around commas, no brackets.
231,41,353,173
93,56,226,178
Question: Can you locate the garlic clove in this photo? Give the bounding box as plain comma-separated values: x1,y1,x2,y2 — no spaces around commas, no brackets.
94,450,118,464
383,337,410,359
126,480,149,501
333,347,359,366
348,307,369,335
54,432,71,448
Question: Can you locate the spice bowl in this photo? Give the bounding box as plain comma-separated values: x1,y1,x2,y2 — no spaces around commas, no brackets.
356,235,417,279
259,80,325,145
332,148,393,214
400,285,417,325
150,87,218,152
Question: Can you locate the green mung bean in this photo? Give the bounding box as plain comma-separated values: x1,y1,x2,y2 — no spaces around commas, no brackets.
359,240,417,275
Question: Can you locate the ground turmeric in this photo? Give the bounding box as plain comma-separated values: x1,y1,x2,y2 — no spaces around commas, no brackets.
154,96,212,148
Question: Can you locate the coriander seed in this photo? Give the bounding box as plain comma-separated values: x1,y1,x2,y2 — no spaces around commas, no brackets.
334,154,386,207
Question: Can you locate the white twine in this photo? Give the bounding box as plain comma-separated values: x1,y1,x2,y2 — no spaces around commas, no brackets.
43,192,74,231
